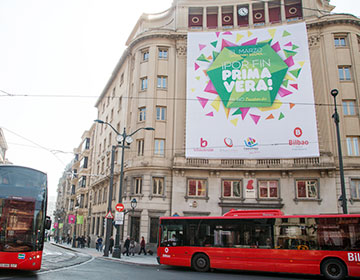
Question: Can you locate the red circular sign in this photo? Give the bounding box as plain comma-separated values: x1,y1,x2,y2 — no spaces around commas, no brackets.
294,127,302,138
115,203,124,212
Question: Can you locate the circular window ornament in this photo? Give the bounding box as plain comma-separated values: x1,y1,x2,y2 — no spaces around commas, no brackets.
254,12,263,20
289,7,298,15
238,7,248,16
192,16,200,24
223,15,231,23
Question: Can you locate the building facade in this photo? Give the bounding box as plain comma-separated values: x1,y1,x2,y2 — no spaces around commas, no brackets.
55,0,360,249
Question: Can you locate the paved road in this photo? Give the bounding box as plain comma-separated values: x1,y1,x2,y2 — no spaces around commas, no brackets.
0,243,322,280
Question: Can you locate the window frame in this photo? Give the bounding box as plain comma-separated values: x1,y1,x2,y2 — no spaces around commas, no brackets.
334,35,347,47
258,179,280,199
342,100,356,116
139,107,146,122
137,139,144,156
134,177,143,195
158,48,168,59
156,106,166,121
142,49,149,62
350,178,360,200
221,179,242,198
154,139,165,156
140,77,148,91
338,66,352,81
152,177,165,196
186,178,208,199
346,136,360,156
294,179,320,200
157,76,167,89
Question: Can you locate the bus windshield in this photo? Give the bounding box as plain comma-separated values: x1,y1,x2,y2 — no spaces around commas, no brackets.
0,166,47,252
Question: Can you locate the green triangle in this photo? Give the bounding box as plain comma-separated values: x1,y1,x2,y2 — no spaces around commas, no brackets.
282,30,291,37
282,80,289,87
290,68,302,78
211,41,218,48
232,108,242,116
258,39,273,45
292,44,299,50
197,54,210,62
284,49,297,58
279,112,285,120
212,51,220,61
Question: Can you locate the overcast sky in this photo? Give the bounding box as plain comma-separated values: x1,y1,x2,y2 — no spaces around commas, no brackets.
0,0,359,199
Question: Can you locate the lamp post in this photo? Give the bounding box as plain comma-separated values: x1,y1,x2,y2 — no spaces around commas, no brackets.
331,89,348,214
94,119,154,258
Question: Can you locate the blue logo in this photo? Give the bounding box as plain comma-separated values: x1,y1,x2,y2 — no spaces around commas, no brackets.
244,137,258,148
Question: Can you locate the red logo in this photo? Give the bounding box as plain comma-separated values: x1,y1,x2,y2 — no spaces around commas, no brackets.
200,138,208,148
224,137,233,147
294,127,302,138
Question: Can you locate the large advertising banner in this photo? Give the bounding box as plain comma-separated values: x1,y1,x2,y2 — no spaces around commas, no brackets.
186,22,319,159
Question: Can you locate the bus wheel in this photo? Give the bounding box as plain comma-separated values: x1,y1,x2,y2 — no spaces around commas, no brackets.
321,259,347,280
192,253,210,272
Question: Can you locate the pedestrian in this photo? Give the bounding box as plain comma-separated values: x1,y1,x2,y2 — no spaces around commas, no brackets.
96,236,103,252
109,237,114,254
138,236,147,255
87,235,91,248
123,236,130,256
129,238,136,256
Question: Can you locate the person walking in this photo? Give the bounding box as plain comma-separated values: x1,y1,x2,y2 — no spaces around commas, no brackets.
123,236,130,256
129,238,136,256
96,236,103,252
87,235,91,248
109,237,114,254
138,236,147,255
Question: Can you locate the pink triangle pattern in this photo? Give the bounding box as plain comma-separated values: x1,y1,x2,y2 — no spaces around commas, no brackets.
221,39,238,50
195,63,200,71
290,84,298,90
271,42,281,52
250,114,261,125
204,80,218,94
216,32,220,38
199,44,206,50
197,97,209,108
285,42,293,47
241,38,258,46
284,56,295,67
223,31,232,35
240,107,250,120
206,112,214,117
278,87,293,97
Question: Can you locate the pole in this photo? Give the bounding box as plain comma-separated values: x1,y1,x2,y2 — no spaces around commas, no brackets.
72,212,77,248
332,89,348,214
112,128,126,258
103,145,116,256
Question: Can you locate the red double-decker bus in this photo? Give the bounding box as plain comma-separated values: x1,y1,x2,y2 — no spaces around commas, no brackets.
157,209,360,280
0,165,51,270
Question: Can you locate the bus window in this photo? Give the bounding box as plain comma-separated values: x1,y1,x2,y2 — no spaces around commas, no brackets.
161,224,183,247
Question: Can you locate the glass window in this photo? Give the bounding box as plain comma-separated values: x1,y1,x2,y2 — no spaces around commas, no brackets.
141,77,148,90
134,178,142,194
149,218,159,243
188,179,206,197
152,177,164,195
347,137,360,156
156,106,166,121
334,36,346,47
161,223,184,247
137,139,144,156
296,180,318,199
158,49,168,59
154,139,165,156
222,180,241,197
350,179,360,199
343,100,356,116
142,50,149,61
157,76,167,89
338,66,351,81
139,107,146,122
259,180,278,198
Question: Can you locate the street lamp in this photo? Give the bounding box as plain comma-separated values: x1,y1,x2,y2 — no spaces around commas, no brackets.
94,119,154,258
331,89,348,214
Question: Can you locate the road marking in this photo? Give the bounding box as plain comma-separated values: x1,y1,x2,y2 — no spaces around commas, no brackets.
37,255,95,275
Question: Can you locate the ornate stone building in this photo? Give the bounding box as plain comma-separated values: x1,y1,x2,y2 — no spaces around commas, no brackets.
55,0,360,249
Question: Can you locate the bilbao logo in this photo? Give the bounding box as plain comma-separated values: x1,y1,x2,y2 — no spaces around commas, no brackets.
244,137,258,148
294,127,302,138
224,137,233,147
200,138,208,148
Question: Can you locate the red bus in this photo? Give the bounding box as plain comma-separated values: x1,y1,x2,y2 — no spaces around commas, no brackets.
0,165,51,270
157,209,360,280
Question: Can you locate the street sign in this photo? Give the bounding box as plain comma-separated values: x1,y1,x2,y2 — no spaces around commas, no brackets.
115,203,125,212
105,211,114,219
114,212,124,225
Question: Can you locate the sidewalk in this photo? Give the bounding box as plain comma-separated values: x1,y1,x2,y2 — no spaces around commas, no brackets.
50,242,158,266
